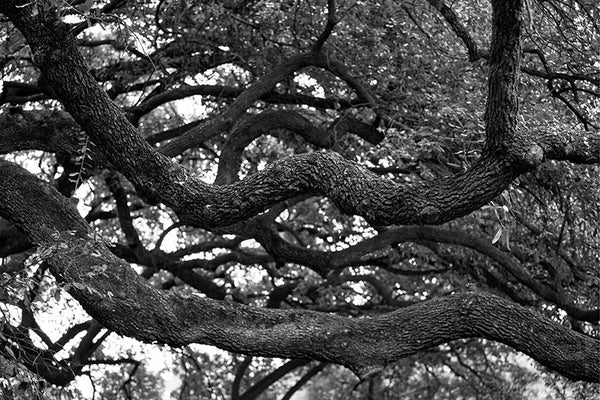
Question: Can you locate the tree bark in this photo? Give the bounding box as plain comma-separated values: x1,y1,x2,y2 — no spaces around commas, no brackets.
0,159,597,382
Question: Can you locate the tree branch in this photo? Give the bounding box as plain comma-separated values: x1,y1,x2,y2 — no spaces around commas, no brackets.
215,110,381,185
158,52,328,157
484,0,524,150
0,159,597,382
245,221,598,321
280,363,326,400
518,128,600,165
238,359,311,400
232,356,253,400
312,0,337,52
0,109,83,155
0,6,522,230
0,323,78,385
426,0,480,61
427,0,598,129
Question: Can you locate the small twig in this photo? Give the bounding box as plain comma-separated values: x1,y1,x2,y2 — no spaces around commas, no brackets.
72,135,89,190
155,222,182,250
232,356,253,400
312,0,337,52
119,360,141,400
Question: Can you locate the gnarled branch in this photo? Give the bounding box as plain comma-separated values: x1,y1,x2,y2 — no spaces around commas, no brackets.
0,159,597,383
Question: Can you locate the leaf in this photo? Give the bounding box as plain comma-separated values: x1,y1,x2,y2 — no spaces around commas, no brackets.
492,228,502,244
503,228,511,250
79,0,95,14
5,346,16,360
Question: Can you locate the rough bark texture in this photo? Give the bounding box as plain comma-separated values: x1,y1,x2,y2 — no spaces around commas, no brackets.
485,0,523,151
0,159,598,382
1,4,519,229
0,0,598,386
0,109,83,154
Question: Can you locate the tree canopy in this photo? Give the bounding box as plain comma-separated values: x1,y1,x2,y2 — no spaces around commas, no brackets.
0,0,598,398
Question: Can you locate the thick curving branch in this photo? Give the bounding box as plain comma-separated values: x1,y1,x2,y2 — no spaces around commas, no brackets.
215,110,382,185
0,109,83,154
0,4,521,229
168,151,514,228
3,108,592,171
2,1,598,385
0,159,598,382
214,110,336,185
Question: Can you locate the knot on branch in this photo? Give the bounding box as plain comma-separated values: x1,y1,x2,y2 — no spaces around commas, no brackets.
418,206,441,224
458,290,482,317
524,144,544,165
513,144,544,168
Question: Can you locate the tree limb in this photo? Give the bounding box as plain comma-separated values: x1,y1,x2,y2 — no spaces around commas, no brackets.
0,159,597,382
312,0,337,52
0,5,521,228
484,0,523,150
0,109,83,155
280,363,327,400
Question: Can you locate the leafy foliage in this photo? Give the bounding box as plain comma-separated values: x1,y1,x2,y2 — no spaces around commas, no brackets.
0,0,598,399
